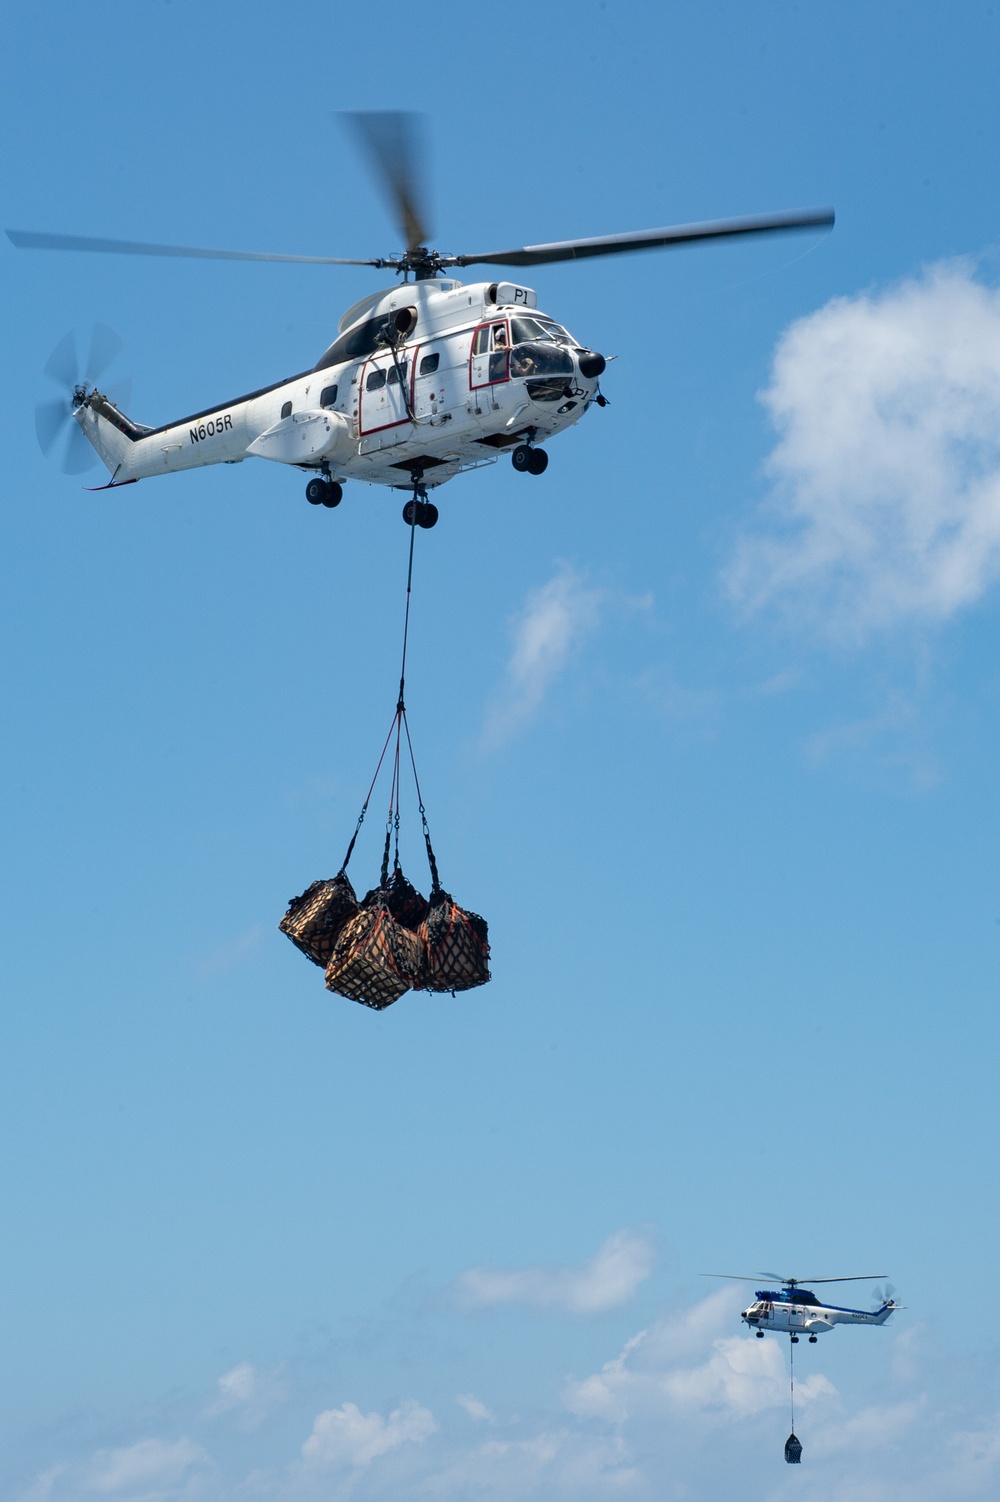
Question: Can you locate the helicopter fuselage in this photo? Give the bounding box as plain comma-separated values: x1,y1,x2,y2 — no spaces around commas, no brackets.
72,277,605,496
742,1289,898,1338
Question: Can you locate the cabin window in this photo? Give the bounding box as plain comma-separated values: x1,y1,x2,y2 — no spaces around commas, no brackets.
386,360,408,386
366,368,386,392
312,306,418,372
320,384,338,408
281,400,292,419
419,351,440,375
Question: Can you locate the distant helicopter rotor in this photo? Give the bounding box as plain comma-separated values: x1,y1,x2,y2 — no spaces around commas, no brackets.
702,1273,888,1288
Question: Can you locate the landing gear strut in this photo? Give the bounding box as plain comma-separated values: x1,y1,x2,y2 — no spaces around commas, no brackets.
512,442,548,475
305,476,343,508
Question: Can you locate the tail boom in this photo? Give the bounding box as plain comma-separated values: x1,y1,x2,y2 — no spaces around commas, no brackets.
74,390,249,482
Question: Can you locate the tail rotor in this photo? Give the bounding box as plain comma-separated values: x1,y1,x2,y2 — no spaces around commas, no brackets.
36,323,126,474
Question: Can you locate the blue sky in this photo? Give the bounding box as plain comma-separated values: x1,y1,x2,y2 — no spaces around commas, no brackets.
4,2,1000,1498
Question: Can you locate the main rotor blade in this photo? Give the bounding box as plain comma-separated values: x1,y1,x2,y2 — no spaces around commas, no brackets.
700,1274,762,1282
759,1273,887,1285
7,229,380,266
343,111,430,254
450,207,835,270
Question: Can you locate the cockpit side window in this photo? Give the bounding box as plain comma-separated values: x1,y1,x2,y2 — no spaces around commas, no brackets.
512,314,576,346
511,316,549,345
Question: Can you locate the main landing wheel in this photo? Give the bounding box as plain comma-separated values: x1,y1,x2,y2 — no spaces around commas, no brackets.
306,478,342,507
808,1335,818,1343
402,499,438,529
790,1336,799,1344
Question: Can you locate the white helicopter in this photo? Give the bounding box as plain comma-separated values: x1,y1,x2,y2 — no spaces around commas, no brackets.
10,113,833,528
704,1273,900,1342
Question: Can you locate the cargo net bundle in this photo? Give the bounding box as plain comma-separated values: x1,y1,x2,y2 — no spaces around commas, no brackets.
278,522,490,1010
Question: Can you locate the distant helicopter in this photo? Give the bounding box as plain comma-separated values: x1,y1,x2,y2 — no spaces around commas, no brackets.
703,1273,900,1342
9,113,833,526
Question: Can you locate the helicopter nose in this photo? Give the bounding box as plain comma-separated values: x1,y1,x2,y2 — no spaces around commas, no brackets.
577,350,606,379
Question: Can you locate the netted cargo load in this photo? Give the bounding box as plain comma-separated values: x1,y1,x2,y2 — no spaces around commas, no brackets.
279,872,359,967
278,514,491,1008
325,890,425,1009
382,865,431,932
419,890,491,993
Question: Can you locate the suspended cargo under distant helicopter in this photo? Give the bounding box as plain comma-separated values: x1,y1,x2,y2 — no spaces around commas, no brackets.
10,112,833,527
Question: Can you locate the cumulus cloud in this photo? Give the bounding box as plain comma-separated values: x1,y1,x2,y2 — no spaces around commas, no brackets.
85,1437,207,1493
480,565,606,746
418,1429,638,1499
454,1230,655,1315
21,1290,1000,1502
728,260,1000,638
455,1393,495,1423
564,1290,836,1427
205,1360,288,1428
301,1398,436,1470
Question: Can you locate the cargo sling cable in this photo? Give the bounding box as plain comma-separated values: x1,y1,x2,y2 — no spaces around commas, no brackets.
784,1338,802,1464
338,508,440,896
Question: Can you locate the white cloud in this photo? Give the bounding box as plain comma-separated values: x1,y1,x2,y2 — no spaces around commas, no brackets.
455,1230,655,1315
455,1393,495,1423
810,1398,925,1457
480,565,606,746
418,1429,638,1499
727,260,1000,638
301,1398,436,1470
214,1361,259,1409
564,1289,836,1426
85,1437,207,1493
205,1360,288,1428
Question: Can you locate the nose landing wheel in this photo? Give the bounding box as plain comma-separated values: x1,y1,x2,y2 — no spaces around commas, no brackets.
755,1330,764,1339
512,443,549,475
